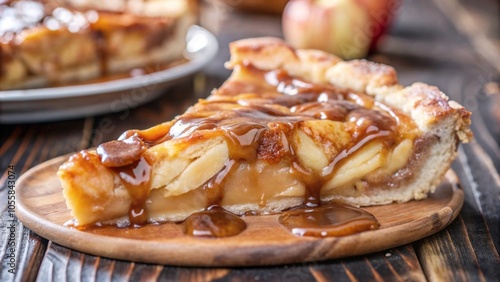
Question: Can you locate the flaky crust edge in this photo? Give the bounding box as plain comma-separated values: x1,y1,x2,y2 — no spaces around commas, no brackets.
225,37,472,206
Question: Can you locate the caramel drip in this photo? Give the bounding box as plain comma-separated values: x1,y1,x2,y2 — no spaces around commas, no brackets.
113,156,152,226
279,203,380,237
182,206,247,237
201,159,236,207
95,134,152,226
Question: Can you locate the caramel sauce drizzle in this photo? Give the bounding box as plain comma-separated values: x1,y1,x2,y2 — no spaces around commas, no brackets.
182,206,246,237
115,156,152,226
94,64,418,237
97,135,151,226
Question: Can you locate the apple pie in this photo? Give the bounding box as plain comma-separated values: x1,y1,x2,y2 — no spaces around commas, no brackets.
0,0,196,90
58,37,472,227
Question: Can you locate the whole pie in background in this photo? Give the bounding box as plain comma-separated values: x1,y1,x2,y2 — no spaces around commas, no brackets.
58,37,472,229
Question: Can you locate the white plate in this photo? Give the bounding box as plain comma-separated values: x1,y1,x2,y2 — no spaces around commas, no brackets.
0,25,218,123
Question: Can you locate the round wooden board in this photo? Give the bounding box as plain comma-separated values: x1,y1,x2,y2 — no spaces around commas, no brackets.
15,155,464,267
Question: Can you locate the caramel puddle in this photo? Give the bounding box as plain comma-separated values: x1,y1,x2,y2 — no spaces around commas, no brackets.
182,206,247,238
67,204,378,239
279,203,379,237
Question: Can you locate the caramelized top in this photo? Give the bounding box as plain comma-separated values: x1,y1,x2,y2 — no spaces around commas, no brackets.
108,64,417,162
182,206,247,237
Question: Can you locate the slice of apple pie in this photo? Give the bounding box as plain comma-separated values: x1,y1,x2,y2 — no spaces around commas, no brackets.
58,37,472,227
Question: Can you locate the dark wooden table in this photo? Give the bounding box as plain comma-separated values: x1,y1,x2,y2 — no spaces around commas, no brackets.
2,0,499,281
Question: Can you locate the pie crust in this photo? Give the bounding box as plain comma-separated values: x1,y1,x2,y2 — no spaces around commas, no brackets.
58,37,472,226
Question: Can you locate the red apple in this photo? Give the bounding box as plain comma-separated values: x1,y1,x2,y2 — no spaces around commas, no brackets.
282,0,399,59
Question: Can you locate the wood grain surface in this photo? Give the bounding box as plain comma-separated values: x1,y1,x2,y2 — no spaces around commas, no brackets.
1,0,499,281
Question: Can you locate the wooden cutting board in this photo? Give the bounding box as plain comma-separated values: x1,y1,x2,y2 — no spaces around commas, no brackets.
15,155,464,267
